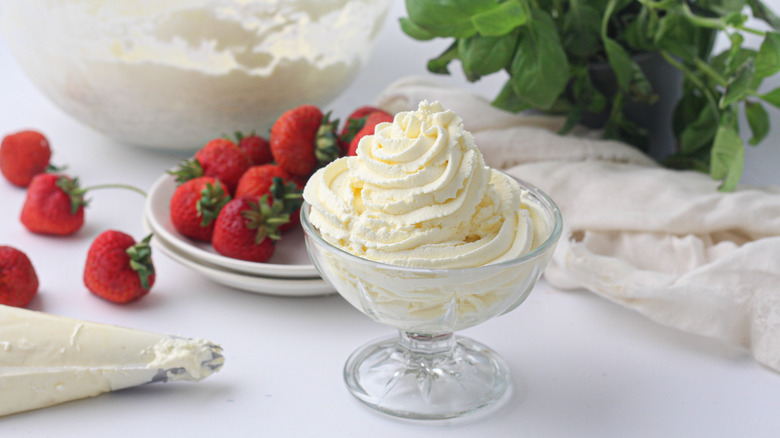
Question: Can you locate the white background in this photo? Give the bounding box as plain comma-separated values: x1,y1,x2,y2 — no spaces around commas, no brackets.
2,2,780,437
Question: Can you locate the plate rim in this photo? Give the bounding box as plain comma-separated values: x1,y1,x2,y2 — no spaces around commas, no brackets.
144,216,334,297
144,173,320,279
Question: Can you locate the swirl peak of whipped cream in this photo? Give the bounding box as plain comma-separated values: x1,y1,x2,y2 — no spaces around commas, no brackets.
304,100,538,269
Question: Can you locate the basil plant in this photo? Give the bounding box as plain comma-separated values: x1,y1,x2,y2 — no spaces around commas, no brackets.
402,0,780,191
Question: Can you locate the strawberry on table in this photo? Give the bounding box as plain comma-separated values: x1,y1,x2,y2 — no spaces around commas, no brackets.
169,138,250,194
348,111,394,156
0,246,39,307
0,130,53,187
19,172,146,236
169,176,231,242
212,196,289,262
234,132,272,166
270,104,340,178
339,106,389,154
20,173,86,236
234,164,295,199
84,231,155,304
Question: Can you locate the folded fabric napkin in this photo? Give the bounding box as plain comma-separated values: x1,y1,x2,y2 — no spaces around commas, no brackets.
375,76,780,373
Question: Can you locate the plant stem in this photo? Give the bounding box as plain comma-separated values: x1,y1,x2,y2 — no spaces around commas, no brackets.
736,25,767,37
693,57,728,87
601,0,619,38
680,3,726,30
659,50,720,112
680,2,766,36
83,183,147,198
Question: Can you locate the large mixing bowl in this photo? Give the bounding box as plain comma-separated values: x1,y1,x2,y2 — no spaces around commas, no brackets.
0,0,391,150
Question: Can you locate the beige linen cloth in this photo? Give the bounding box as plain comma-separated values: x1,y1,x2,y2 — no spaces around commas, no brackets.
375,76,780,373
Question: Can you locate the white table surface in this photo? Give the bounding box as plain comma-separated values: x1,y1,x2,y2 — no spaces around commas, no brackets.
2,3,780,437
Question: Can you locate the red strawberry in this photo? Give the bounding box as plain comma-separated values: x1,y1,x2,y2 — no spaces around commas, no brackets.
21,173,87,235
0,130,53,187
235,132,272,166
169,176,231,242
270,105,340,178
339,106,388,154
169,138,250,194
211,196,286,262
234,164,293,199
84,231,155,304
348,111,394,156
0,246,39,307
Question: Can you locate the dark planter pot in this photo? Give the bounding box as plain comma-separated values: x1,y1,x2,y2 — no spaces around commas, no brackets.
579,52,683,161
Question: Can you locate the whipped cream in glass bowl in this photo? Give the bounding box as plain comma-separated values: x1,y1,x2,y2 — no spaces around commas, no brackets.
301,101,562,420
0,0,391,151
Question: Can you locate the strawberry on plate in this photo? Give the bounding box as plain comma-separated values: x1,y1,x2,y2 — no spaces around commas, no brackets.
211,196,288,262
234,132,272,166
338,106,389,154
169,138,250,194
270,104,340,178
0,245,39,307
20,173,87,236
84,231,155,304
234,163,295,199
0,130,53,187
267,177,303,233
348,110,394,156
169,176,231,242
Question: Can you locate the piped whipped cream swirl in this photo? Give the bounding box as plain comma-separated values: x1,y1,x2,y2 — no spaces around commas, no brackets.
304,100,536,268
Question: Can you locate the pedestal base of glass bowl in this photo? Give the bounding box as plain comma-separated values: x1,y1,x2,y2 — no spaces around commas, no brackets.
343,331,511,420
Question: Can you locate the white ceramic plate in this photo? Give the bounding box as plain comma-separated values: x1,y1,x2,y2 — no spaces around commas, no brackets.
145,173,319,279
144,217,334,296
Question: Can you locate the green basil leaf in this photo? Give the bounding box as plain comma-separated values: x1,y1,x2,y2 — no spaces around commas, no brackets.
723,11,749,27
426,42,459,75
720,58,756,108
707,0,749,14
745,100,770,145
562,3,602,60
492,80,533,113
655,8,704,62
471,0,526,37
603,37,634,91
602,36,655,103
404,0,497,38
755,32,780,78
459,30,519,81
679,104,719,153
570,65,607,113
760,85,780,107
400,17,436,41
710,125,744,192
508,10,570,110
711,47,758,77
673,88,700,137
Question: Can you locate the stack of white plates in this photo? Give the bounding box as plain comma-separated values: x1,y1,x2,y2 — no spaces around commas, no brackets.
142,174,334,297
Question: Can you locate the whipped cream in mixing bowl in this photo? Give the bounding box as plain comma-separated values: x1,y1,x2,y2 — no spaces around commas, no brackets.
0,0,391,150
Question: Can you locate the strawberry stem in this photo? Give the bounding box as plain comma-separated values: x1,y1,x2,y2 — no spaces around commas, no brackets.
167,158,204,184
55,176,89,215
45,163,68,173
126,234,155,290
197,182,231,227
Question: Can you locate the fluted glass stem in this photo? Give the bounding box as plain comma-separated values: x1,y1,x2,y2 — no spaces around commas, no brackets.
343,331,511,420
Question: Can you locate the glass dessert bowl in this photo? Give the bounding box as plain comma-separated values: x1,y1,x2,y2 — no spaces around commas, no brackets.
301,177,562,420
